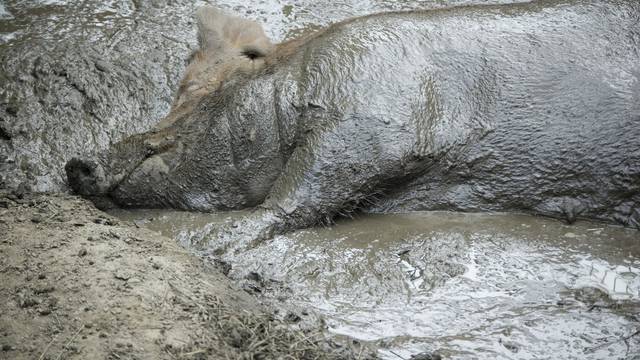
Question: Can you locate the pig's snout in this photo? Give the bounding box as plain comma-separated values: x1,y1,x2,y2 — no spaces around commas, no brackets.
65,158,109,196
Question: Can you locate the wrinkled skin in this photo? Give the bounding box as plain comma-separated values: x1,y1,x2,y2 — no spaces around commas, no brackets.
67,1,640,252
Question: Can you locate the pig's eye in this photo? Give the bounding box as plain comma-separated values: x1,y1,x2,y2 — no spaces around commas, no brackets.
241,48,265,60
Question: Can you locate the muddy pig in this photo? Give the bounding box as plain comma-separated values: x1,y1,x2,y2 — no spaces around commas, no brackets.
67,1,640,252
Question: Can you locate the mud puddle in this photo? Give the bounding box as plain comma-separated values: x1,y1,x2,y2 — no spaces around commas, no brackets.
112,209,640,359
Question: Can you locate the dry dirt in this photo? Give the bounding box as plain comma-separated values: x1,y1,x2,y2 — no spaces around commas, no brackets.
0,193,372,360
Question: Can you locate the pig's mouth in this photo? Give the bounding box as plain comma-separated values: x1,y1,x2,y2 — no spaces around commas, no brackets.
65,157,129,210
65,158,110,196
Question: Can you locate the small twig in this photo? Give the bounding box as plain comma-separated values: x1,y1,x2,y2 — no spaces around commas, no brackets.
586,329,640,353
38,332,60,360
179,349,207,358
165,348,178,359
54,325,83,360
387,349,408,359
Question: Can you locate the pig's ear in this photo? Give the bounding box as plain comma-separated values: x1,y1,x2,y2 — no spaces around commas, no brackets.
195,7,273,58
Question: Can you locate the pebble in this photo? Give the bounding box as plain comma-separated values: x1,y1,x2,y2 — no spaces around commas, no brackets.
18,296,39,308
55,215,68,222
94,60,111,72
38,308,51,316
78,248,88,257
246,272,263,282
284,312,301,323
1,344,13,351
114,270,131,281
34,285,55,294
127,278,142,285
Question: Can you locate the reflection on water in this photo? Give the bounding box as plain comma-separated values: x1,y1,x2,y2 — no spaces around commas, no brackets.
113,209,640,359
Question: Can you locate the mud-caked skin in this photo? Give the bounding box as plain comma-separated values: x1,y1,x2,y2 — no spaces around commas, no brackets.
67,1,640,251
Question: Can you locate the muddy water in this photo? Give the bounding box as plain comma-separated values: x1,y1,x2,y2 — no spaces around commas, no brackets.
113,209,640,359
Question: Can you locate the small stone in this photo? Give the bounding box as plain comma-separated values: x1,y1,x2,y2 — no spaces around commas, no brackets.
31,215,43,223
78,248,88,257
210,259,231,276
246,272,262,282
98,332,108,338
127,278,141,285
38,308,51,315
564,232,577,238
38,273,46,280
18,296,39,308
114,270,131,281
34,285,55,294
1,344,13,351
284,312,301,323
94,60,111,72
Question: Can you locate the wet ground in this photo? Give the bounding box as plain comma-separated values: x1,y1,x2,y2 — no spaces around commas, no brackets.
3,0,640,358
114,209,640,359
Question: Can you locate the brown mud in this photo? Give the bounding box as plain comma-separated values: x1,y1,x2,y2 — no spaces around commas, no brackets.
0,194,373,359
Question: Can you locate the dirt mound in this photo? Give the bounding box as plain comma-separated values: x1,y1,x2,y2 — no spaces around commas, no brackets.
0,194,371,359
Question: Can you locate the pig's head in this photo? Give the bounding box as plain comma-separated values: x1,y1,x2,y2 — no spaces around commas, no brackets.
66,7,277,210
172,7,273,113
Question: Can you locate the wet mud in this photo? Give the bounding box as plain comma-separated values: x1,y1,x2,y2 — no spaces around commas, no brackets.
0,0,528,194
113,209,640,359
3,0,640,359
